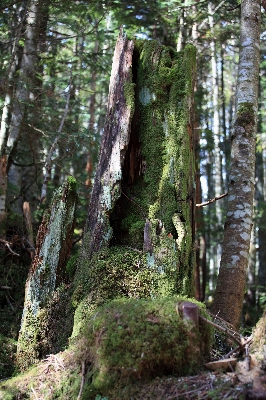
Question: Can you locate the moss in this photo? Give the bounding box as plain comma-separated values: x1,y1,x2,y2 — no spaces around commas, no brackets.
67,175,77,192
235,102,255,128
123,77,135,114
110,40,196,295
71,245,178,338
66,253,78,280
78,297,212,399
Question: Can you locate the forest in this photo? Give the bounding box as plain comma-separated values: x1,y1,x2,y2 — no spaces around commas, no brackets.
0,0,266,399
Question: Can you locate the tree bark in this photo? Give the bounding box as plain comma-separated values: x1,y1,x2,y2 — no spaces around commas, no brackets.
212,0,261,328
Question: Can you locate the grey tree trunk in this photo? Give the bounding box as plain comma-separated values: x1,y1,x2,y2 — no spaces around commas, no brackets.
212,0,261,329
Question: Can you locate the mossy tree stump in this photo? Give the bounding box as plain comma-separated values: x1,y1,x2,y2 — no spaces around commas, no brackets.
78,32,196,297
17,177,77,370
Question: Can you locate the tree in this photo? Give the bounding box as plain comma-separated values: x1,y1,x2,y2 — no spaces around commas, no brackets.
212,0,261,329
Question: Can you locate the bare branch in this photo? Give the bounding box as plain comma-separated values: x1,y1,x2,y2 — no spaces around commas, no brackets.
0,238,20,256
199,315,243,348
196,192,228,208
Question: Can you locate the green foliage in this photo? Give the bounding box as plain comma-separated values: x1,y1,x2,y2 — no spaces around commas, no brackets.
66,253,79,280
0,335,17,379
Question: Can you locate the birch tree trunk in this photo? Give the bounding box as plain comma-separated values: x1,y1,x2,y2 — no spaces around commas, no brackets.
212,0,261,328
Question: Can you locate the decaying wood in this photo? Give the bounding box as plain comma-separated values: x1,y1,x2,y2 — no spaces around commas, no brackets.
77,360,86,400
22,201,34,257
205,358,237,372
176,301,199,328
85,31,134,255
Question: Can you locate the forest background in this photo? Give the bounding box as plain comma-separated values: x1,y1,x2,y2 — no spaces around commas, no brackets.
0,0,266,382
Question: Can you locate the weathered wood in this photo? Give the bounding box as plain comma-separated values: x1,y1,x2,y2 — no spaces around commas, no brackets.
17,177,77,370
176,301,199,328
84,31,135,255
22,201,34,257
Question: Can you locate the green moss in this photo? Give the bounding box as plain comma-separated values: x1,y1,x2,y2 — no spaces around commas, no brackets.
111,41,196,295
235,102,255,128
123,78,135,113
66,253,78,280
67,175,77,192
78,297,212,399
72,245,177,338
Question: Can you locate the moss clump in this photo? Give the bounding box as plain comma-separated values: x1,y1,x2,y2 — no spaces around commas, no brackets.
71,245,179,338
78,297,212,399
67,175,77,192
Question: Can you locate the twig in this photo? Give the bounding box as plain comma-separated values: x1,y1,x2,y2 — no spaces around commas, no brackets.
121,190,146,219
199,315,243,348
5,295,15,311
77,360,86,400
223,336,253,359
196,192,228,208
31,386,38,400
0,239,20,256
0,286,12,290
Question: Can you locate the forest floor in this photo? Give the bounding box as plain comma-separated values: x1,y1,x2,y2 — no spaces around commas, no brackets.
0,349,264,400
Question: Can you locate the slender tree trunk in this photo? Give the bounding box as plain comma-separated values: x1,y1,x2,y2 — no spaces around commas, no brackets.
3,0,43,215
0,3,28,226
212,0,261,328
256,75,266,306
208,3,224,279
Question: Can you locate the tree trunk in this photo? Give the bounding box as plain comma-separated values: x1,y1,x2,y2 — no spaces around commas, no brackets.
2,0,46,216
212,0,261,329
17,177,77,370
78,31,196,297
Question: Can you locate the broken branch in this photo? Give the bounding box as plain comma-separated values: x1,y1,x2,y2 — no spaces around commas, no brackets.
0,238,20,256
199,315,242,348
196,192,228,208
